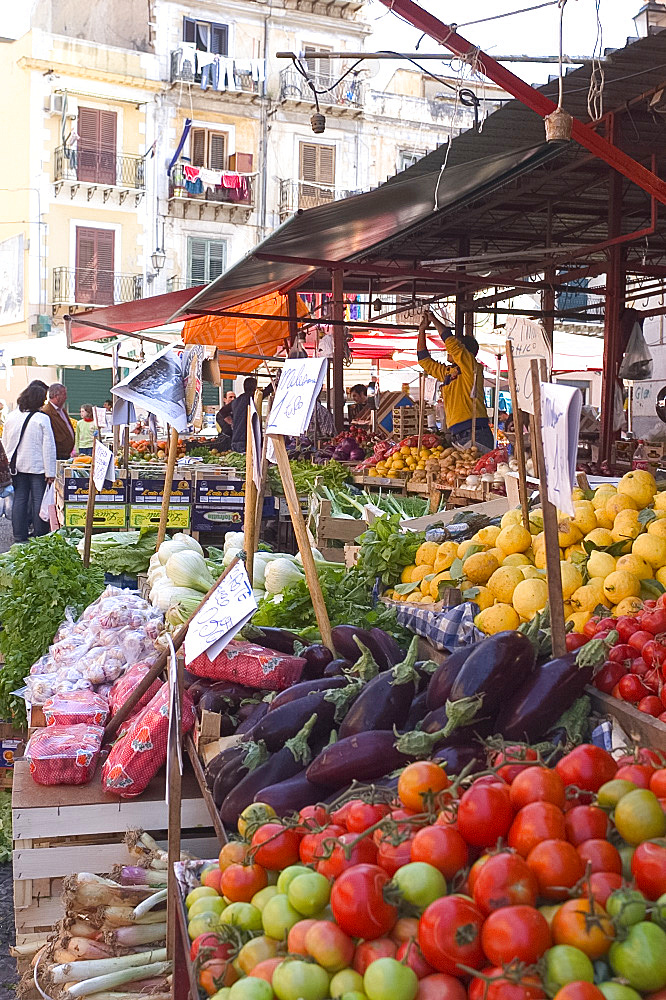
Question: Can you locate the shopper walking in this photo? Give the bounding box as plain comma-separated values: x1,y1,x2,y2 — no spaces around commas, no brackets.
43,382,75,460
2,381,56,542
75,404,97,455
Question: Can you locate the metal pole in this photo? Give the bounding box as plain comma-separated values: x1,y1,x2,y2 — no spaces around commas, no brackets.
332,269,345,431
600,167,625,464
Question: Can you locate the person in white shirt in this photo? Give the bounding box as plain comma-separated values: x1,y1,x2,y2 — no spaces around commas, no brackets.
2,381,57,542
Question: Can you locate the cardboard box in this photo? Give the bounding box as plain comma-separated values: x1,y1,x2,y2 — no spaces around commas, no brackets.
129,506,191,529
64,506,128,528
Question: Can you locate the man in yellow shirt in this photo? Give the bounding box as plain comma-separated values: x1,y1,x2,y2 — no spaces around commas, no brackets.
417,308,494,451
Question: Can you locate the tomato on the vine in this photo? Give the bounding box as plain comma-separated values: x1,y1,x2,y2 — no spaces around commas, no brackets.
416,973,467,1000
395,939,435,979
576,838,622,875
377,838,413,877
583,871,623,908
352,938,396,975
398,760,450,813
317,831,378,880
481,904,552,966
345,800,390,833
418,895,485,976
299,824,345,866
469,968,546,1000
220,863,267,903
472,851,538,914
526,839,585,900
457,782,515,848
650,769,666,797
330,864,397,940
410,824,468,880
509,766,566,810
508,801,566,858
552,985,605,1000
631,839,666,899
616,763,656,788
250,824,301,870
491,745,538,783
555,745,617,793
564,805,609,845
551,898,615,959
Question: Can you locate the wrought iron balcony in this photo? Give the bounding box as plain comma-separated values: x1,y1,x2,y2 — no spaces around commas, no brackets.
170,50,261,95
279,65,364,110
278,179,360,220
53,146,146,199
168,166,253,219
52,267,144,309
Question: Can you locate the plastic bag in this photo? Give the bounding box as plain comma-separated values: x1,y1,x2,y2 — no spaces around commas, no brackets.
187,640,306,691
619,322,653,380
43,690,109,727
39,483,55,523
109,662,161,716
26,724,103,786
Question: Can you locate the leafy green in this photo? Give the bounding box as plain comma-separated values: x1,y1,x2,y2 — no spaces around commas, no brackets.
357,514,424,588
0,534,104,724
0,790,10,863
83,528,158,575
268,460,350,496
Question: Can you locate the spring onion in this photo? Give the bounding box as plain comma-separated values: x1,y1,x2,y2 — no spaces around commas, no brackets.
117,867,167,888
103,923,167,947
50,949,168,984
132,889,168,920
63,961,171,997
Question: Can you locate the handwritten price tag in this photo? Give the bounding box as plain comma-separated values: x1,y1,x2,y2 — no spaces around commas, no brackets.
541,383,583,518
184,560,258,665
266,358,327,438
506,317,552,415
92,441,115,491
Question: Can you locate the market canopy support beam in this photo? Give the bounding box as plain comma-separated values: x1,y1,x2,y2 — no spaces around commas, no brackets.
332,269,345,431
600,168,626,465
376,0,666,207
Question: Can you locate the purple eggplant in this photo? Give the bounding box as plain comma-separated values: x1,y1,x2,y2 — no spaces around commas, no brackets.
235,702,269,734
268,677,348,712
405,690,429,731
494,638,610,742
255,627,309,654
205,744,244,790
251,692,337,752
197,682,252,715
324,659,352,677
186,678,212,704
368,628,405,669
421,705,493,744
301,644,335,679
307,731,413,788
444,632,536,736
254,771,329,817
331,625,384,666
338,636,420,739
432,743,483,776
213,753,248,808
426,644,478,711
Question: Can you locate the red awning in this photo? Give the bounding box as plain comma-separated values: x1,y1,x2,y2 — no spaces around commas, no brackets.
68,286,207,343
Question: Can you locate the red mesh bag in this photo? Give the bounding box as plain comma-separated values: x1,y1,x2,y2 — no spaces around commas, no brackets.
43,690,109,728
109,662,161,716
101,683,195,798
25,725,103,786
187,640,305,691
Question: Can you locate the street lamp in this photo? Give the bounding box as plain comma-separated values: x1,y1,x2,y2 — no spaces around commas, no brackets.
150,248,166,273
633,1,666,37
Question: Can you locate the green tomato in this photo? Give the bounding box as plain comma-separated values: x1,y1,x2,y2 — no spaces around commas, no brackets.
618,843,635,881
609,921,666,992
251,885,280,912
597,779,637,810
543,945,594,993
597,984,642,1000
363,958,418,1000
288,872,331,917
272,959,330,1000
261,893,302,940
390,862,447,912
276,865,313,894
228,980,273,1000
219,902,262,932
653,891,666,930
187,912,221,939
186,885,219,909
330,969,365,998
341,994,368,1000
188,896,226,919
614,789,666,845
605,889,647,927
210,991,232,1000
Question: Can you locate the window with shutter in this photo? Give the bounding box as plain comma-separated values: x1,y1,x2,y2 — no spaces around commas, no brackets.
190,129,226,170
303,44,332,85
208,132,226,171
183,18,196,43
211,24,228,55
77,107,117,184
187,238,226,286
207,241,227,282
75,227,115,305
190,129,206,168
298,142,335,210
182,17,227,55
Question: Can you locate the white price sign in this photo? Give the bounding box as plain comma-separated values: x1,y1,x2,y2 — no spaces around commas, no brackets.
507,317,552,415
92,441,115,491
541,383,583,518
184,559,257,665
266,358,327,438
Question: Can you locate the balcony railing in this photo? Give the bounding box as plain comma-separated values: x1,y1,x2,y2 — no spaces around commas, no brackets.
278,179,360,220
52,267,143,308
53,146,146,189
166,276,191,293
170,50,261,94
168,165,253,208
279,66,364,109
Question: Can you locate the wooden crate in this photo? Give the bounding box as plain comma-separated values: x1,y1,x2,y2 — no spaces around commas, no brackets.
12,759,215,936
586,687,666,752
392,405,419,438
315,499,367,562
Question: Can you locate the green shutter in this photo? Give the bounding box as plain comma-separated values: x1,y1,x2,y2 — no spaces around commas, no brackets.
61,367,114,414
207,240,226,281
187,237,226,285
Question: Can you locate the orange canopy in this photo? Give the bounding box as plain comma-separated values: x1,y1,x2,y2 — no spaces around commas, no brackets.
182,292,308,374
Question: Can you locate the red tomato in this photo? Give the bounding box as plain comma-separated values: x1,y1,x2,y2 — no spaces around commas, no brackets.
346,801,390,833
583,618,600,639
619,674,650,702
468,854,491,896
317,831,378,880
640,608,666,634
299,824,345,866
220,863,267,903
583,871,623,908
631,838,666,899
297,804,329,830
566,634,588,652
416,973,467,1000
594,660,627,693
250,824,301,869
330,801,355,828
376,838,413,877
608,643,636,664
552,985,605,1000
576,838,622,875
564,805,609,845
650,768,666,797
396,939,435,979
330,864,398,939
556,745,617,793
472,851,538,914
491,745,538,783
509,767,566,810
640,695,665,716
615,748,664,768
287,918,319,956
616,763,656,787
615,616,641,642
190,934,233,963
457,783,515,848
469,967,546,1000
481,905,551,966
642,639,666,667
410,825,468,880
629,629,654,653
352,938,397,975
508,802,566,858
418,895,485,976
526,839,585,900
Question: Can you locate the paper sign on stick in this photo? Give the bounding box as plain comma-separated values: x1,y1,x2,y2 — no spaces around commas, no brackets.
112,346,188,432
266,358,327,438
507,317,552,414
92,441,115,491
165,634,182,808
541,383,583,518
249,399,262,490
184,560,258,666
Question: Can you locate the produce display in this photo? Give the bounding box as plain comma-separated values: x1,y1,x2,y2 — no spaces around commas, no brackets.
354,437,515,490
77,529,159,576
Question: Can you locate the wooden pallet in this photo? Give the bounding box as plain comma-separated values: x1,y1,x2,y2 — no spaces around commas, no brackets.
12,758,215,935
315,499,366,562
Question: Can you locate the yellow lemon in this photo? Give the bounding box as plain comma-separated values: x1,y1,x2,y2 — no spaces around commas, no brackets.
420,574,437,595
433,541,458,572
466,585,494,610
503,552,531,566
557,520,583,548
368,468,378,477
566,611,592,633
416,541,439,566
532,532,545,553
512,578,549,620
475,604,520,635
529,509,544,533
570,584,604,613
585,528,615,548
429,571,451,600
420,595,435,604
477,525,501,546
572,487,585,501
587,576,608,597
618,469,657,509
401,565,416,584
486,547,503,564
496,524,532,554
392,459,405,470
534,548,548,570
603,570,641,604
565,543,585,559
632,532,666,569
654,491,666,511
458,538,487,559
487,566,524,604
617,552,653,580
648,518,666,540
501,509,523,530
592,488,615,509
613,596,644,616
611,509,642,545
560,562,583,600
587,550,616,579
572,501,597,535
606,493,639,519
657,566,666,588
410,565,433,583
464,551,500,585
563,600,573,617
595,510,614,529
521,566,544,580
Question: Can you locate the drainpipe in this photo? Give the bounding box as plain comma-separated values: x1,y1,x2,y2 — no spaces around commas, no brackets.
259,7,271,238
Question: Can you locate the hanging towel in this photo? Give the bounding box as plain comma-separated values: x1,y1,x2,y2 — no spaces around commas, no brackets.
183,164,201,182
167,118,192,176
200,167,222,187
180,44,197,76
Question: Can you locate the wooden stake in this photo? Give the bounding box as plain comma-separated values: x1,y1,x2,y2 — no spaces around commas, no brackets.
166,649,183,962
270,434,334,651
104,557,241,742
243,391,261,588
417,372,425,451
82,440,98,569
122,425,129,472
505,341,530,531
576,471,591,492
156,426,179,550
530,358,567,658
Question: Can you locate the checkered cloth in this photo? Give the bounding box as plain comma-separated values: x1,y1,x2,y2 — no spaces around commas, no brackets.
396,601,484,651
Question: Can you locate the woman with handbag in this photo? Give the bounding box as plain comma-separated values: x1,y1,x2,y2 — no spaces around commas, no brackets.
2,381,56,542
